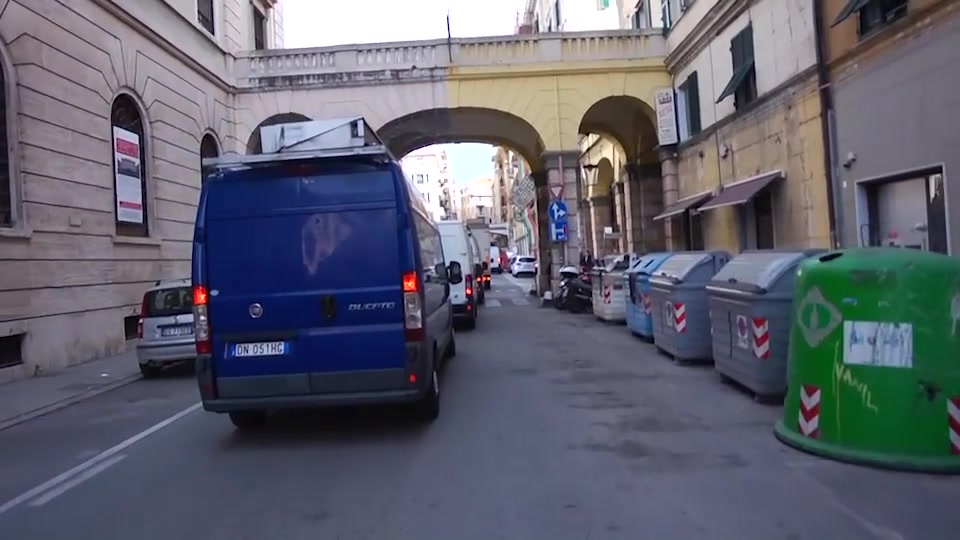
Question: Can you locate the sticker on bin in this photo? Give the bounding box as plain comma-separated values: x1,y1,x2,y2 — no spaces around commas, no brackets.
949,397,960,455
642,293,652,315
232,341,289,357
673,302,687,333
798,385,821,439
736,315,749,349
602,286,613,304
753,317,770,359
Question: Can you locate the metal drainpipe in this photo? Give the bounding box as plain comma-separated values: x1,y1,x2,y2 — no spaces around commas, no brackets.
813,0,840,248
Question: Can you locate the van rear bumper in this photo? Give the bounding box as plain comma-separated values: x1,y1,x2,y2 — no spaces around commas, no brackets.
202,386,426,413
196,346,431,412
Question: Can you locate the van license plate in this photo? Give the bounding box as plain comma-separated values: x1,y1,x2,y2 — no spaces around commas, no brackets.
161,325,194,337
233,342,288,357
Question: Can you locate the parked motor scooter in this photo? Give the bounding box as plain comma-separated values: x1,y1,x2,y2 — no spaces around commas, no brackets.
564,271,593,314
554,266,580,310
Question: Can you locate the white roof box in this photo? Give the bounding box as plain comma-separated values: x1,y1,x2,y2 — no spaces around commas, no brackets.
259,117,383,154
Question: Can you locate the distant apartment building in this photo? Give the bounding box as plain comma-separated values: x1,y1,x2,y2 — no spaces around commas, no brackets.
525,0,623,32
459,178,495,223
0,0,283,382
400,147,451,221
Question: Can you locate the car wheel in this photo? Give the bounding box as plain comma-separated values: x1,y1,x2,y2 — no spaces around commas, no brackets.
139,364,163,379
228,410,268,431
417,356,440,421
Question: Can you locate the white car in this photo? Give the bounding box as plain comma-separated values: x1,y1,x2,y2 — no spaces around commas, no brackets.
512,256,537,277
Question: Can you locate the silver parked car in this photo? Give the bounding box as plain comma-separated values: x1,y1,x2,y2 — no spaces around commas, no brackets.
136,279,196,377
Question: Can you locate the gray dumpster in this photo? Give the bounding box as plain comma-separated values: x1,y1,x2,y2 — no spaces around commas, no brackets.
705,249,826,397
649,251,732,362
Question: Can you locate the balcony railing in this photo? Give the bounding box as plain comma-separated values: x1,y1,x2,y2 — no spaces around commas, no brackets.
234,30,666,87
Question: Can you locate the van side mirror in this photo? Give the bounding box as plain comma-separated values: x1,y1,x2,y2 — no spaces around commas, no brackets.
434,263,449,282
448,261,463,284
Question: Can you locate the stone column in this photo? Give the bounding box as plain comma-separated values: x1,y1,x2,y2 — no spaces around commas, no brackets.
589,195,612,256
659,147,680,249
623,161,666,253
538,151,581,297
614,181,628,253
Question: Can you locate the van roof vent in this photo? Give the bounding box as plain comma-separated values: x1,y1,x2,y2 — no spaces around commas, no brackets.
202,117,391,170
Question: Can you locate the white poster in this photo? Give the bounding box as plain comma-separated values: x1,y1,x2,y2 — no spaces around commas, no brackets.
843,321,913,369
113,127,144,224
655,88,679,146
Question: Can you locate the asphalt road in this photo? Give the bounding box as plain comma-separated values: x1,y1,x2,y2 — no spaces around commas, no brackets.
0,275,956,540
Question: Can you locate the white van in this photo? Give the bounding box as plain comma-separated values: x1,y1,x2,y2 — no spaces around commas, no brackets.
438,221,479,329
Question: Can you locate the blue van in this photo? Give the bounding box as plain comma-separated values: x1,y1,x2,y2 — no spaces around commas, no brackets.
192,118,456,430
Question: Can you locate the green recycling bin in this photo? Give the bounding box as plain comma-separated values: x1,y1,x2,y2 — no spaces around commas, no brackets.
774,248,960,473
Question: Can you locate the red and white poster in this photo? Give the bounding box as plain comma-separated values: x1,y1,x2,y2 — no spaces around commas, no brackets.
113,127,144,224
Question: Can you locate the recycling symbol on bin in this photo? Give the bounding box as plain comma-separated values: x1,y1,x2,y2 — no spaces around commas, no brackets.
795,286,841,348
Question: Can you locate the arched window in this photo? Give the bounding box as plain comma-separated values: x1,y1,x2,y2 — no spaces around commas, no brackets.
111,95,148,237
199,133,219,184
0,59,11,227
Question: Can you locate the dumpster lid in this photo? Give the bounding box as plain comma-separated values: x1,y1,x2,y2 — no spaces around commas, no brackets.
710,250,821,290
626,252,671,276
652,252,716,282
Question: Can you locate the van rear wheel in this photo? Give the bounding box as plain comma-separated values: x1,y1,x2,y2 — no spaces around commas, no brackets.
417,362,440,421
228,410,268,431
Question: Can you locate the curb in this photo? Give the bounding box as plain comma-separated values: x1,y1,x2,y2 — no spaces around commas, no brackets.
0,373,143,433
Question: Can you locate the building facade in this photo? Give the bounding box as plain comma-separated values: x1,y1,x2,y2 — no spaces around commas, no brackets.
653,0,832,252
400,147,450,221
458,178,495,223
0,0,282,382
825,0,958,254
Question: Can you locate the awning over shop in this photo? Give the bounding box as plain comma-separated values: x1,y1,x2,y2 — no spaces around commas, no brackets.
652,192,712,221
698,170,783,213
831,0,871,26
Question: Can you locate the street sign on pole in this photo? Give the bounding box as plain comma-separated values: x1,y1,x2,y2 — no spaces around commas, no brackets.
548,201,568,224
549,185,563,200
550,222,568,242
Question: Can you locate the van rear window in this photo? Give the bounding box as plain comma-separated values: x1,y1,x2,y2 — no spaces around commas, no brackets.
205,164,397,217
143,287,192,317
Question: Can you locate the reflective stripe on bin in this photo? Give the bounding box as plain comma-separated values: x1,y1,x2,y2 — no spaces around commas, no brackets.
602,286,613,304
752,317,770,359
798,385,821,439
642,293,652,315
949,397,960,454
673,303,687,333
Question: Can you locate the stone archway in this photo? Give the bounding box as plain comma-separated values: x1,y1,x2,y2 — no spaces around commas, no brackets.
245,112,312,154
379,107,560,294
579,95,664,254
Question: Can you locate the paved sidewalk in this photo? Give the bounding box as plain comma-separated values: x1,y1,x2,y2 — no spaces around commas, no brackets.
0,350,143,431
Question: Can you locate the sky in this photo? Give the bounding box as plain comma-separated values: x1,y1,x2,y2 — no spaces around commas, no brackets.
282,0,527,184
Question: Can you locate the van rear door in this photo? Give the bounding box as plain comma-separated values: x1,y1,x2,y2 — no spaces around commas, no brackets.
200,162,408,381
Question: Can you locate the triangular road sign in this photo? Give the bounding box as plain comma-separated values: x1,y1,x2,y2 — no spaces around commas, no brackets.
549,185,563,199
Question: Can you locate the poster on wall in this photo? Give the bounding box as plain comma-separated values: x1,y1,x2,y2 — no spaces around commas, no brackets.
113,126,144,224
655,88,679,146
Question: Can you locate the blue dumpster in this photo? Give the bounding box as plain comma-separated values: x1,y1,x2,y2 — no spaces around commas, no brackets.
624,252,674,340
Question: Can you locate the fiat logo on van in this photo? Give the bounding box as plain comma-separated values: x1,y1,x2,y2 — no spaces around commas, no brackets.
249,303,263,318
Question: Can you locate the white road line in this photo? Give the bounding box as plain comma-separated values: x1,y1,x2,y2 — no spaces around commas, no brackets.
0,402,201,515
27,454,127,507
485,299,502,308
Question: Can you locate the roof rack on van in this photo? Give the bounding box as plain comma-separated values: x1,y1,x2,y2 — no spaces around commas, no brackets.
202,117,394,170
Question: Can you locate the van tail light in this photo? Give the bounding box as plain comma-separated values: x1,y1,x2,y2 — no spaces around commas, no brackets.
193,285,212,354
402,271,424,341
137,295,148,339
465,274,473,297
